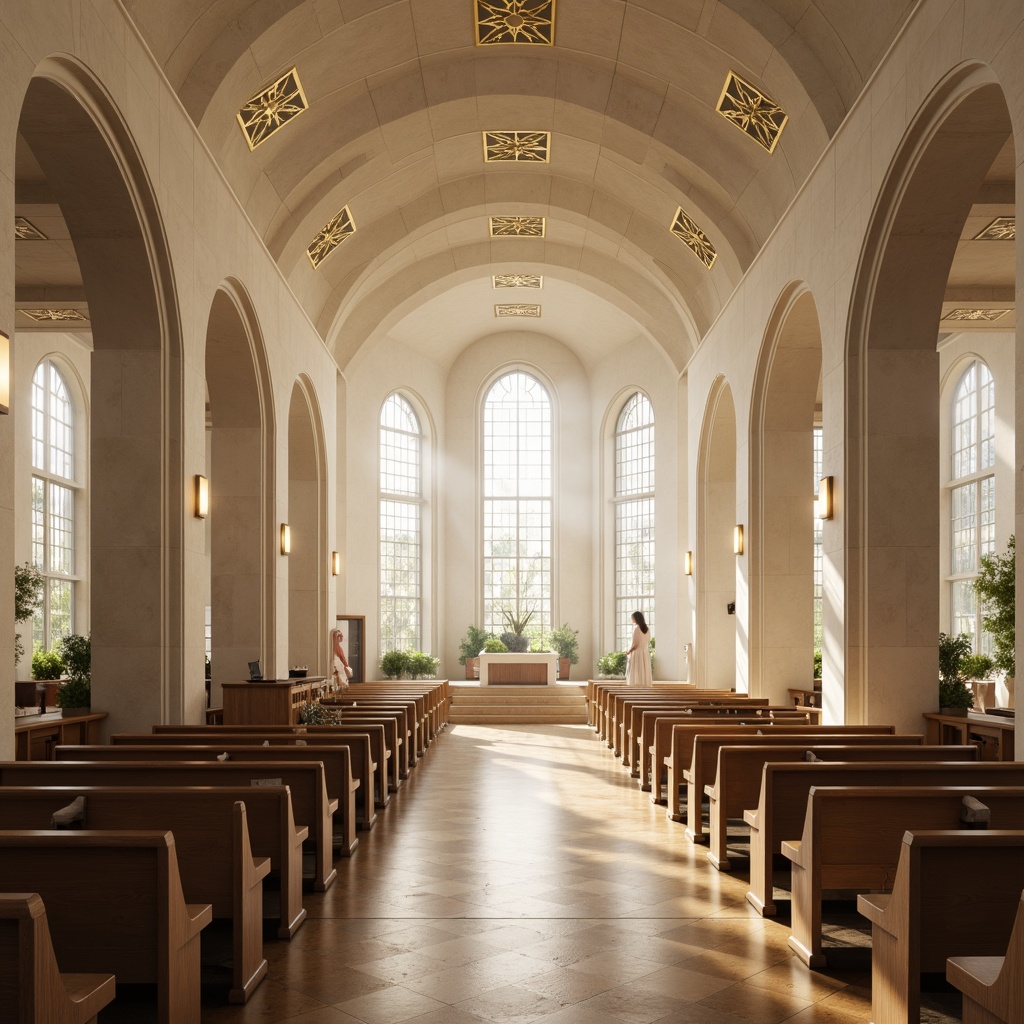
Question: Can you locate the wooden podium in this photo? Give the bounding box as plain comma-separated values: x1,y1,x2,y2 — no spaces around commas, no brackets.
222,677,330,725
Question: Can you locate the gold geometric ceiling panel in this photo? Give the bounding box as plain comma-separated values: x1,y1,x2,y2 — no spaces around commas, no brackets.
490,216,545,237
483,131,551,162
493,274,543,288
307,206,356,269
237,68,308,151
19,309,88,322
974,217,1016,241
495,304,541,317
716,70,788,154
476,0,555,45
14,217,47,240
670,208,717,269
942,308,1010,322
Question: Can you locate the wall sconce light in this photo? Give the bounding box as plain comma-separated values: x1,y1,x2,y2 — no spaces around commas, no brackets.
816,476,834,520
683,550,693,575
280,523,291,555
331,551,341,576
0,331,9,414
733,525,744,556
193,474,209,519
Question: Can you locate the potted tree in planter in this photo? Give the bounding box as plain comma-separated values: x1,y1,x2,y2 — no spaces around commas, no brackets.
56,633,91,716
548,623,579,680
499,606,534,653
458,625,491,680
973,535,1015,708
379,649,411,680
408,651,440,679
938,632,975,716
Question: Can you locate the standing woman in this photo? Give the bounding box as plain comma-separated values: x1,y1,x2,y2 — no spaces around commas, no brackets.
625,611,652,686
331,628,353,690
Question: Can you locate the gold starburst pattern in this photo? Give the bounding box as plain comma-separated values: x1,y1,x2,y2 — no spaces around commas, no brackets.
490,216,545,237
483,131,551,162
716,71,788,154
307,206,356,269
237,68,308,151
493,274,543,288
476,0,554,44
15,217,47,240
974,216,1016,241
943,308,1010,322
20,309,88,322
495,304,541,317
670,208,717,269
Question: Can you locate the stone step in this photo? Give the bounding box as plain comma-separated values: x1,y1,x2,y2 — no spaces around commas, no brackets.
449,683,587,724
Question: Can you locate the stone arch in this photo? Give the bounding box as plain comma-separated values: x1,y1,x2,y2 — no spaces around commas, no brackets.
288,375,328,674
696,376,738,690
17,56,185,731
748,284,823,706
204,281,277,704
845,64,1014,730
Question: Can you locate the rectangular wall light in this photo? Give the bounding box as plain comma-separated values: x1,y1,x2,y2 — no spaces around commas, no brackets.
0,331,9,414
683,550,693,575
193,474,209,519
816,476,834,520
331,551,341,576
280,523,291,555
733,525,744,556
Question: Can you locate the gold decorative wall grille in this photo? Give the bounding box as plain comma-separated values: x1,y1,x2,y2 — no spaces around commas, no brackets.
943,308,1010,322
670,208,717,269
237,68,308,151
716,71,788,154
307,206,356,269
974,217,1016,241
20,309,88,322
15,217,46,240
476,0,555,44
493,274,543,288
483,131,551,162
495,304,542,317
489,216,545,237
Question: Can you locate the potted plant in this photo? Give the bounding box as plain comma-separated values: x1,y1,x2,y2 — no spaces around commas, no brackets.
379,648,411,680
548,623,579,680
973,535,1015,706
961,653,996,712
938,632,974,716
499,606,534,653
482,636,508,654
32,648,64,681
408,651,440,679
56,633,91,715
14,562,44,668
458,625,491,680
597,650,627,678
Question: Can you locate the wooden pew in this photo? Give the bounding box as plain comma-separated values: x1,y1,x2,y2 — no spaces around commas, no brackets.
784,786,1024,968
56,745,360,854
858,830,1024,1024
331,692,430,754
0,761,338,892
0,783,306,940
609,691,758,754
323,702,417,770
948,888,1024,1023
745,760,1024,917
665,724,899,822
679,733,921,835
585,681,697,728
0,892,116,1023
706,743,979,870
0,831,212,1024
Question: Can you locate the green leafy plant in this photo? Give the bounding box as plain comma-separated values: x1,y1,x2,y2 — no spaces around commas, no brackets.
407,651,440,679
598,650,627,678
938,677,975,711
500,606,534,636
961,653,995,681
379,649,411,680
297,699,343,725
649,635,656,673
938,632,972,685
499,631,530,653
55,676,90,709
548,624,579,665
58,634,91,685
482,636,508,654
458,625,492,666
14,562,44,665
32,648,64,680
813,651,822,679
973,535,1015,677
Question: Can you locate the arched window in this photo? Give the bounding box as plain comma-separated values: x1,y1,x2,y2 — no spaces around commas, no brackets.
482,372,552,637
614,393,654,650
31,359,79,650
949,360,995,649
379,394,422,652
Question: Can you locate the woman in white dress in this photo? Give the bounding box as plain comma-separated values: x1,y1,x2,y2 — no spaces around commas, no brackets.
625,610,652,686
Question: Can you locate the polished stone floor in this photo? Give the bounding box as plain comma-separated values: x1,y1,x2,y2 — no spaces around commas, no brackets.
176,724,959,1023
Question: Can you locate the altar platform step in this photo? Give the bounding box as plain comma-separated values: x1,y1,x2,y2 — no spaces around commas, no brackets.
449,684,588,725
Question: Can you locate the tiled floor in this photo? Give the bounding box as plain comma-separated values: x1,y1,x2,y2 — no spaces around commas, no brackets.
178,723,958,1022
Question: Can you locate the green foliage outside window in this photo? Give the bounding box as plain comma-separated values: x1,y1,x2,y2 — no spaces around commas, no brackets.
14,562,44,665
972,535,1015,677
32,648,64,680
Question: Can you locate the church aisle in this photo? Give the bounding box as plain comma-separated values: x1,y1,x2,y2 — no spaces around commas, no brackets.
201,724,886,1024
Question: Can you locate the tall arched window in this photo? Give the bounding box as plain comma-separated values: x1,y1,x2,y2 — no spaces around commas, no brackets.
615,393,655,650
949,360,995,649
31,359,78,650
483,372,552,637
379,394,422,651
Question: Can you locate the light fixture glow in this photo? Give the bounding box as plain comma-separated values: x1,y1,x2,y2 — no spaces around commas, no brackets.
683,550,693,575
0,331,9,414
331,551,341,576
280,523,291,555
193,474,209,518
816,476,834,520
733,525,744,555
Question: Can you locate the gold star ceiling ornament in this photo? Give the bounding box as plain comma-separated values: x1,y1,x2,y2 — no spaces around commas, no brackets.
483,131,551,162
493,274,543,288
237,68,309,151
489,216,545,237
307,206,357,269
670,208,717,269
974,217,1016,240
475,0,555,44
495,304,542,317
716,70,788,154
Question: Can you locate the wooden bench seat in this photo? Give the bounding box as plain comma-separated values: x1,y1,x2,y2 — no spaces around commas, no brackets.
0,892,116,1023
0,830,212,1024
784,785,1024,968
705,743,979,870
858,830,1024,1024
609,693,764,753
56,744,360,855
585,681,699,728
0,761,338,892
947,888,1024,1023
322,702,418,769
745,760,1024,917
